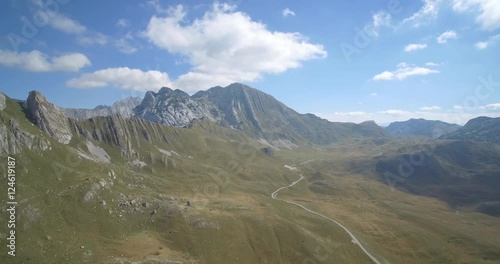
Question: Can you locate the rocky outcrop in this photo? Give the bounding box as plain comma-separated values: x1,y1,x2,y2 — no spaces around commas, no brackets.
69,115,171,158
23,91,73,144
63,97,142,119
0,93,5,111
0,118,51,156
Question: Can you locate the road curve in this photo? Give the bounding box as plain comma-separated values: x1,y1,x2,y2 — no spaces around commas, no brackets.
271,173,383,264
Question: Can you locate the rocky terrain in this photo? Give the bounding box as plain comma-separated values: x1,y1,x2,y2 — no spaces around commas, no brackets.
23,91,73,144
133,88,210,127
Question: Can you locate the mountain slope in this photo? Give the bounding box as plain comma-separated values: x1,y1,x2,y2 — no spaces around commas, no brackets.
442,116,500,144
191,83,389,145
385,118,460,138
0,92,52,156
375,140,500,216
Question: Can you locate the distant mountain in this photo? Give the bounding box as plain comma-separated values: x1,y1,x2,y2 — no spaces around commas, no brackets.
442,116,500,144
137,83,389,145
63,97,142,119
385,118,460,138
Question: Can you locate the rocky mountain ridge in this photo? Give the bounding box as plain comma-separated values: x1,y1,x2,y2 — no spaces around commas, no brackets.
134,83,389,145
21,83,389,146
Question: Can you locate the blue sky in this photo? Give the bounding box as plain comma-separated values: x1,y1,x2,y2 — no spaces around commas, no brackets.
0,0,499,125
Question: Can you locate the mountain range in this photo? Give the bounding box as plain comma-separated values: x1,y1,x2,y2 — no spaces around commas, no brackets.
1,84,500,263
22,83,390,147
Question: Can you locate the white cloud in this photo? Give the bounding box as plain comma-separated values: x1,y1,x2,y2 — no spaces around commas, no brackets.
145,0,169,14
452,0,500,31
117,19,130,28
364,11,392,37
144,3,326,91
115,39,138,54
425,62,440,66
78,32,108,46
475,42,488,49
404,43,428,52
481,103,500,111
334,111,369,116
48,13,87,34
0,49,90,72
378,109,412,116
373,62,439,81
437,30,458,43
66,67,172,91
282,8,295,17
38,7,108,46
420,106,441,111
370,92,377,96
115,32,138,54
474,34,500,49
372,71,394,81
401,0,441,27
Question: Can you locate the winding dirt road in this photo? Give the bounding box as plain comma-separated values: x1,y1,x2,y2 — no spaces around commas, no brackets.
271,173,383,264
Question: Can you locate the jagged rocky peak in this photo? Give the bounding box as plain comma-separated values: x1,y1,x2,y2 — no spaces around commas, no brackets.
23,91,72,144
134,87,210,127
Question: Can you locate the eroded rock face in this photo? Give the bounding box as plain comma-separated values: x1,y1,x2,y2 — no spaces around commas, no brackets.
134,88,210,128
0,93,6,111
0,119,51,156
24,91,72,144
